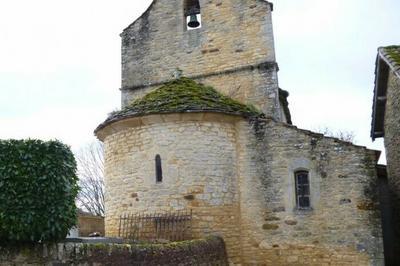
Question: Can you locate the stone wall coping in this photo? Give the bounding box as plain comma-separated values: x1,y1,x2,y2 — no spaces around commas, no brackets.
0,236,228,265
260,117,382,161
78,215,104,219
63,237,123,244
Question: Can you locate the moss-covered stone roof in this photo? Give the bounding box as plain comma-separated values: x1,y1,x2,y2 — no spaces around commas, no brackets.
372,46,400,140
383,46,400,65
95,78,263,133
380,46,400,76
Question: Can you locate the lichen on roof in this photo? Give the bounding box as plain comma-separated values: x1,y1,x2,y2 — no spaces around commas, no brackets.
382,45,400,67
96,78,263,132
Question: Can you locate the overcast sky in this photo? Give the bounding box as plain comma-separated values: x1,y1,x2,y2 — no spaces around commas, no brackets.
0,0,399,161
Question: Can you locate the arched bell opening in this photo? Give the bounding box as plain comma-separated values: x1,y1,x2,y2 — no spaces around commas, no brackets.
184,0,201,30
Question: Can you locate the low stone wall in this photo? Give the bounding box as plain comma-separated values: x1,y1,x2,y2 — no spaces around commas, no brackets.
0,236,228,266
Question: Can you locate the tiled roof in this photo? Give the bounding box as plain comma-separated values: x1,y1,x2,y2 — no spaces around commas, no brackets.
95,78,263,134
371,45,400,140
379,46,400,78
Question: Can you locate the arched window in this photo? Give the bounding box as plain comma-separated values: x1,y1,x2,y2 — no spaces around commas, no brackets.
155,155,163,183
295,171,310,209
184,0,201,30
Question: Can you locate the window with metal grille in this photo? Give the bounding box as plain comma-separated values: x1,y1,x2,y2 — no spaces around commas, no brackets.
155,155,163,183
295,171,310,209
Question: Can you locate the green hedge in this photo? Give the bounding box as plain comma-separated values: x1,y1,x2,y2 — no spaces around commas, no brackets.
0,139,79,243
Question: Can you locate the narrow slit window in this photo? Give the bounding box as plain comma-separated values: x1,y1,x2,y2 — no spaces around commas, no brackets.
295,171,310,209
184,0,201,30
155,155,163,183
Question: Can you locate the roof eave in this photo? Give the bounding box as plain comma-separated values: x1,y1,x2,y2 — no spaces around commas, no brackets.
94,110,254,141
371,52,389,140
379,47,400,80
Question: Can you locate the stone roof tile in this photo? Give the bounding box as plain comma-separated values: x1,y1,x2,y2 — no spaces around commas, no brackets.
95,78,263,133
371,45,400,140
379,45,400,78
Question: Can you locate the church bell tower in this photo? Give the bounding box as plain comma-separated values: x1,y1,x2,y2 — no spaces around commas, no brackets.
119,0,287,122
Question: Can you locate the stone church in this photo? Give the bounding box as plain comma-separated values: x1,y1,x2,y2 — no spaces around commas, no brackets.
95,0,386,264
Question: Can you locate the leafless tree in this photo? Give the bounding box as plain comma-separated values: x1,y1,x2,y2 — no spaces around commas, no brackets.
75,141,105,217
315,126,356,143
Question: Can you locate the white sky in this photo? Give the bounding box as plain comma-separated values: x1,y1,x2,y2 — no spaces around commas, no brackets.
0,0,398,162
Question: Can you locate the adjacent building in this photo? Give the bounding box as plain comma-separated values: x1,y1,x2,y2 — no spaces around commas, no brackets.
371,45,400,265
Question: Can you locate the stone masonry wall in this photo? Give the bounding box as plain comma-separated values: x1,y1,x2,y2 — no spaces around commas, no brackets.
235,119,384,265
99,112,384,265
0,236,228,266
120,0,282,120
102,113,243,264
384,71,400,258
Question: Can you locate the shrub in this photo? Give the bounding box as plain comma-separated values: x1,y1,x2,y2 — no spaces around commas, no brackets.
0,139,79,243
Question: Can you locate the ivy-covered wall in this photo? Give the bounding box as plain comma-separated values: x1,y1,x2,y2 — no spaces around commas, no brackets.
0,236,228,266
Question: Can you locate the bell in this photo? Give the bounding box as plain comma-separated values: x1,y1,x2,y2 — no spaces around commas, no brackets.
188,14,200,28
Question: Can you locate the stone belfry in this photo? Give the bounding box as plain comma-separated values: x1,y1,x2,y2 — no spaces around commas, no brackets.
120,0,288,122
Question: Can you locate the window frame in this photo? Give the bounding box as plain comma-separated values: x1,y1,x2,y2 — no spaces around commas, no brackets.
294,170,311,210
